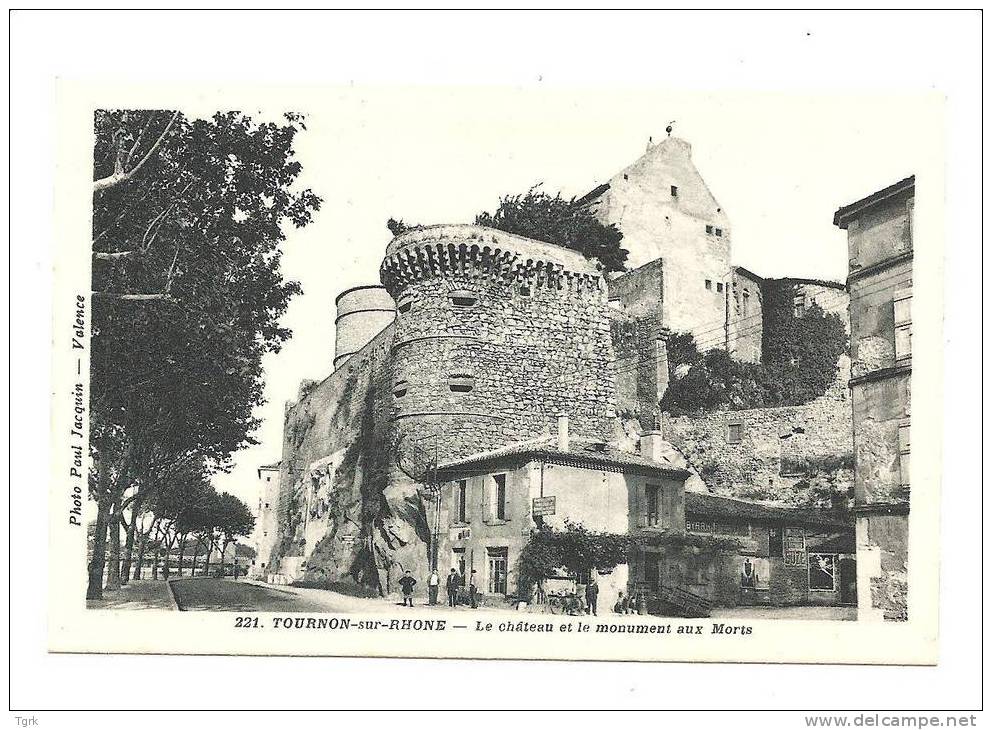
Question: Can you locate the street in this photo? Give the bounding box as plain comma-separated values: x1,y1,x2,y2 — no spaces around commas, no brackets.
170,578,338,612
168,578,855,620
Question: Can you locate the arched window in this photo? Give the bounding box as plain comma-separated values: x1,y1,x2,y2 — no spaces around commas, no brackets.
396,293,414,314
393,379,409,398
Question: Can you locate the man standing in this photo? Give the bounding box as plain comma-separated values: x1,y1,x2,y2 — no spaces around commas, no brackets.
585,580,600,617
446,568,460,608
399,570,417,608
427,569,440,605
468,569,479,609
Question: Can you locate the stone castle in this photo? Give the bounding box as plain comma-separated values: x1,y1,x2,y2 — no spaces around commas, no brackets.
257,135,853,594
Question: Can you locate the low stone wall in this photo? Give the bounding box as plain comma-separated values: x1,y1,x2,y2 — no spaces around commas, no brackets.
662,380,853,505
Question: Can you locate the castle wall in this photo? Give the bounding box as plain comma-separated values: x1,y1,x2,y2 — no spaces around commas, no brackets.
590,138,732,345
382,225,619,466
333,285,396,370
729,267,764,363
661,378,853,505
272,323,426,592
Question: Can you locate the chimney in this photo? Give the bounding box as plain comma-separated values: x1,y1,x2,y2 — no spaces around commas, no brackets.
557,415,570,452
640,424,665,463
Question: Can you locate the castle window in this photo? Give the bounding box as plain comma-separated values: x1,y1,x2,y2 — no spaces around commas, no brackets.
448,289,478,307
894,287,912,362
898,418,911,488
743,290,750,314
670,185,678,197
705,224,713,235
715,228,723,237
519,285,531,297
705,279,712,291
456,480,467,523
448,374,475,393
716,282,724,293
646,484,660,526
397,293,414,314
393,379,409,398
493,474,507,521
726,421,743,444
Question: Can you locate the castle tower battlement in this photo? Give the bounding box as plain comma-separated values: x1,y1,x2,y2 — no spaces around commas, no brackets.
380,224,618,467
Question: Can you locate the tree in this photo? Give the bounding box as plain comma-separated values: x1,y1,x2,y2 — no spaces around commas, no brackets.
517,521,633,598
211,492,256,576
87,109,320,599
475,185,628,272
386,217,409,236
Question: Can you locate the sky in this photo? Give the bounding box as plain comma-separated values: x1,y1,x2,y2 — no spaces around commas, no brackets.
209,86,941,527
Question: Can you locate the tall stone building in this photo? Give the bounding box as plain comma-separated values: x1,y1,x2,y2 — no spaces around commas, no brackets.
580,136,732,348
250,463,281,578
834,175,914,621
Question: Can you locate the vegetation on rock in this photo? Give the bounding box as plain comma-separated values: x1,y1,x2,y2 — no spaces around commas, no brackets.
475,185,628,272
661,291,847,416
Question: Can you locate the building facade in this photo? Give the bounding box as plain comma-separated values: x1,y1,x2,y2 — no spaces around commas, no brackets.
434,421,689,612
834,175,914,621
250,463,281,578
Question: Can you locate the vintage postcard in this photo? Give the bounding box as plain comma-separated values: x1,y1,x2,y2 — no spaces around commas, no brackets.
49,81,943,664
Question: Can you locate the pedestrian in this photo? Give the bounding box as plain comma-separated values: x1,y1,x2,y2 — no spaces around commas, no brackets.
469,569,479,609
585,580,599,616
446,568,460,608
427,569,440,605
614,591,625,614
399,570,417,607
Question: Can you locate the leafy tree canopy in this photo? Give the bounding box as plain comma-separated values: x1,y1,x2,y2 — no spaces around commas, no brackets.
475,185,628,272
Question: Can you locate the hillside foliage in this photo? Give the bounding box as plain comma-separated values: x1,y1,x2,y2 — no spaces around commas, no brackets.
661,289,848,415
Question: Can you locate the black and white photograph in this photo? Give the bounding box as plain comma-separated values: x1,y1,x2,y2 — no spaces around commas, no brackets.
82,102,913,625
10,8,982,718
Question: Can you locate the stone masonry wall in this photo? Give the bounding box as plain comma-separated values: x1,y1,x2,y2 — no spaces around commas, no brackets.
272,322,431,594
662,374,853,506
381,225,618,467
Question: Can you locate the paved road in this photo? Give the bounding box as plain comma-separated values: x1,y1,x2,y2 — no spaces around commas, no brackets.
170,578,338,612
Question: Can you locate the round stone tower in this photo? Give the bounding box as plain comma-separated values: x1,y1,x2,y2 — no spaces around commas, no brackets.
379,224,618,467
333,285,396,370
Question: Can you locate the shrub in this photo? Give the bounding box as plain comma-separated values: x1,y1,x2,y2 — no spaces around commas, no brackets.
475,185,628,272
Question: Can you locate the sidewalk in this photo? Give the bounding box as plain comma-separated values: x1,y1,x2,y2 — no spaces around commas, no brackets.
86,579,178,611
241,579,521,615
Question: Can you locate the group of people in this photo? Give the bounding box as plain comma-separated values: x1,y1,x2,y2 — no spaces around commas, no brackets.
398,567,479,609
613,590,641,615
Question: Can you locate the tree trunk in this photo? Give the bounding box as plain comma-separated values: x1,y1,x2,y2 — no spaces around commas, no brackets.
133,528,148,581
105,495,122,591
203,542,211,577
86,456,112,600
190,546,199,578
120,494,143,584
177,534,187,577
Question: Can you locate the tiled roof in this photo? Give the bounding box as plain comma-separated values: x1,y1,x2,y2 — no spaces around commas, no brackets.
807,532,856,554
685,492,852,529
833,175,915,228
438,437,689,478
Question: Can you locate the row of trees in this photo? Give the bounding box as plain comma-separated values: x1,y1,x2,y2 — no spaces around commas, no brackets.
105,480,255,582
87,109,320,598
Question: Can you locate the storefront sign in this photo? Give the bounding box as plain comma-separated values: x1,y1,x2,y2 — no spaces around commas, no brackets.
532,496,556,516
783,527,806,567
